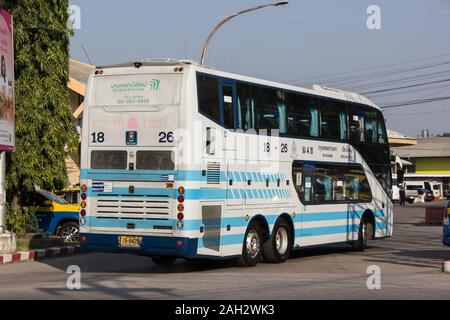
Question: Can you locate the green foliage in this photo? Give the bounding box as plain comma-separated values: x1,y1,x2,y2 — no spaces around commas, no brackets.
0,0,78,200
5,203,38,235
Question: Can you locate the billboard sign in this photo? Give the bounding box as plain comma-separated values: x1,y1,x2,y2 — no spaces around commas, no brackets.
0,9,14,151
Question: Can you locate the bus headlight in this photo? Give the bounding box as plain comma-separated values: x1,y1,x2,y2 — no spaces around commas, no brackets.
444,217,449,226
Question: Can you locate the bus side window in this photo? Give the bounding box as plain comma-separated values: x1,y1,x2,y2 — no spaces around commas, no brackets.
286,93,316,138
292,162,313,203
308,99,319,137
237,84,252,130
377,113,388,144
320,100,346,140
365,111,378,144
348,108,365,142
197,74,220,124
222,85,235,129
252,86,279,131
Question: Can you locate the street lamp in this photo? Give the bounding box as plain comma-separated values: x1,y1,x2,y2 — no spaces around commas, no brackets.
199,1,289,66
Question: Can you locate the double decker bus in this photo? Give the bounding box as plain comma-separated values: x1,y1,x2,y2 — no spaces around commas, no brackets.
79,59,393,267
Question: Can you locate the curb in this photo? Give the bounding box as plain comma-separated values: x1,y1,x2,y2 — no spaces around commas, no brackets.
0,245,80,265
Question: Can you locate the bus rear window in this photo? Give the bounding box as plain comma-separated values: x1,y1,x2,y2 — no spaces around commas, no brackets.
136,151,174,170
91,151,127,169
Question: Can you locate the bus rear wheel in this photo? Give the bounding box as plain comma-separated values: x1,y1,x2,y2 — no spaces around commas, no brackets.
236,220,263,267
263,218,292,263
151,256,177,266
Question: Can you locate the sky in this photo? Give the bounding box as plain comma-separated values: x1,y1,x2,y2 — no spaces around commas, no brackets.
69,0,450,137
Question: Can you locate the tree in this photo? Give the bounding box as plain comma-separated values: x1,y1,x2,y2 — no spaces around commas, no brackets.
0,0,78,203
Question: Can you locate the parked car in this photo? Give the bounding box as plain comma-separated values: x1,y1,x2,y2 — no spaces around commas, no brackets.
55,187,80,204
444,189,450,200
417,188,434,202
405,188,418,204
22,190,80,242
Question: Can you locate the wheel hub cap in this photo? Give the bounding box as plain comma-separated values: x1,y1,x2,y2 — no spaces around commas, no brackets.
246,230,260,259
61,226,79,242
276,227,288,255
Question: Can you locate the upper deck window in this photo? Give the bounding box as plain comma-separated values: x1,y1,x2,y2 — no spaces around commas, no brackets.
197,74,220,124
286,93,319,137
253,86,280,131
237,84,252,130
348,108,365,142
320,100,347,140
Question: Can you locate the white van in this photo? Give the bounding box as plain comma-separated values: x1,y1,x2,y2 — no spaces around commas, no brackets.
405,180,440,200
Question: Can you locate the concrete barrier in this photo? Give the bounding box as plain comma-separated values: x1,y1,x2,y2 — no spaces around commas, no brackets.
425,207,445,225
0,232,16,254
443,261,450,273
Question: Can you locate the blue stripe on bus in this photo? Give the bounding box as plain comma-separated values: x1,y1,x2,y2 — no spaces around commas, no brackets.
87,187,292,200
80,169,288,183
85,211,386,232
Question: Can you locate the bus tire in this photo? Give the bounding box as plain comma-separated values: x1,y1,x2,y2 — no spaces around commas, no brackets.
352,216,374,252
151,256,177,266
263,218,292,263
236,220,263,267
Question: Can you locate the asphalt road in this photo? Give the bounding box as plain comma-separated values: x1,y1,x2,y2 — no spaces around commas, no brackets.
1,201,449,300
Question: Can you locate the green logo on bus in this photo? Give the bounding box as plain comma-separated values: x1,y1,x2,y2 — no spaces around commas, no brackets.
111,79,160,92
149,79,160,91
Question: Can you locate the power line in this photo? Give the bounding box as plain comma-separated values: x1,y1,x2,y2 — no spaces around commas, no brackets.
369,83,450,98
348,69,450,91
384,109,450,116
285,52,450,84
315,60,450,88
363,78,450,95
380,95,450,109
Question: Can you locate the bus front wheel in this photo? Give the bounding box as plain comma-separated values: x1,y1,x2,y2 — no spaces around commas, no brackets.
352,216,374,252
263,218,292,263
236,220,263,267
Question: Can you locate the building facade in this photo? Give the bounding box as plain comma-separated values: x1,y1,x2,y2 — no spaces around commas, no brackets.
66,59,94,187
392,136,450,197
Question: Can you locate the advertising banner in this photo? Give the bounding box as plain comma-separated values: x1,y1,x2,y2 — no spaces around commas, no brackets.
0,9,14,150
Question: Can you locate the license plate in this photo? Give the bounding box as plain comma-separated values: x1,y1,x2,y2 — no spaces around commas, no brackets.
118,236,142,248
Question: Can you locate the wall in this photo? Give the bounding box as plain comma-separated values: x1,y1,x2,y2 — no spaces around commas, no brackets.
416,157,450,174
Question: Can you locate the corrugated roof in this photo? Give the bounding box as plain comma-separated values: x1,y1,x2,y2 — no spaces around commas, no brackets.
387,129,414,140
392,136,450,158
69,59,94,84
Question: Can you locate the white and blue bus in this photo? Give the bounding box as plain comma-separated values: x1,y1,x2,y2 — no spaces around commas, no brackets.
79,59,393,267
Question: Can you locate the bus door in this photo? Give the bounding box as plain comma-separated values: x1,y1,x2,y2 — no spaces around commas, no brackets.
220,79,242,208
292,161,313,236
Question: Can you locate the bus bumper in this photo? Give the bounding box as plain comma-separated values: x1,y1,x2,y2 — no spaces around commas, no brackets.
80,233,199,258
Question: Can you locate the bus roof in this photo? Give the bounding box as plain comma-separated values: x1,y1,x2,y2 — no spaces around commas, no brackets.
95,58,381,111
